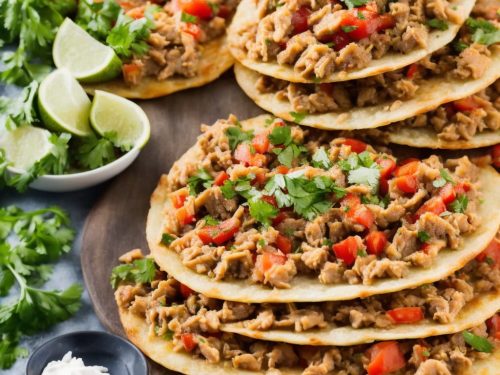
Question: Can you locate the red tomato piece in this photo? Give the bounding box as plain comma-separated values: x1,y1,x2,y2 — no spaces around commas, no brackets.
179,283,194,298
332,236,360,266
395,175,418,194
176,207,195,226
174,0,213,19
454,182,470,195
341,193,361,213
181,22,203,40
476,238,500,268
365,231,387,255
406,63,419,79
379,177,389,196
170,189,189,208
252,132,270,154
181,333,197,352
439,183,456,205
339,8,379,41
367,341,406,375
352,205,374,229
272,210,289,226
342,138,367,153
452,96,482,112
122,63,142,83
275,165,289,175
415,197,446,219
491,144,500,168
486,314,500,340
249,153,268,167
262,195,278,207
376,158,397,179
252,172,267,186
376,14,395,31
330,30,351,51
387,307,424,324
260,252,287,273
216,4,230,18
234,143,252,164
197,218,241,245
276,234,292,254
394,159,419,177
214,171,229,186
291,6,311,34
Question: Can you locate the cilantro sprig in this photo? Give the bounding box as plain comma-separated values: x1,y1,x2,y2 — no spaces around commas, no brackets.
187,168,214,195
268,125,307,168
110,258,156,289
465,18,500,46
76,0,122,41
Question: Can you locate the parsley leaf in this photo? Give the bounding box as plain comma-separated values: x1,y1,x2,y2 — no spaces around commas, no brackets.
462,331,493,353
426,18,449,30
312,147,332,170
74,134,117,170
417,230,430,243
465,18,500,46
341,0,368,9
225,126,254,151
0,335,28,369
450,194,468,213
289,111,306,123
110,258,156,289
187,168,214,195
248,199,278,226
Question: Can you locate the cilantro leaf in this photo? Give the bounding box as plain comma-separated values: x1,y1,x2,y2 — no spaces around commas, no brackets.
76,0,122,41
161,233,175,246
341,0,368,9
187,168,214,195
426,18,448,30
275,143,307,168
289,111,306,123
450,194,468,213
268,125,292,146
110,258,156,289
465,18,500,46
417,230,430,243
224,126,254,151
248,199,278,226
181,12,199,24
74,134,117,170
0,335,28,369
462,331,493,353
342,25,358,33
432,169,454,188
0,81,39,129
203,215,219,225
312,147,332,170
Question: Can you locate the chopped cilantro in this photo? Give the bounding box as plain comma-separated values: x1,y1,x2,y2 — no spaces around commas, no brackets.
422,349,430,357
417,230,430,243
225,126,254,151
338,153,360,172
248,199,278,226
361,194,389,208
181,12,198,23
312,148,332,170
342,25,359,33
432,169,454,188
161,233,175,246
465,18,500,46
357,249,367,257
289,111,306,123
269,126,292,146
453,40,468,53
274,143,307,168
203,216,219,225
187,169,214,195
485,257,495,266
450,195,468,213
341,0,368,9
257,239,266,247
462,331,493,353
325,42,334,48
357,11,366,20
426,18,448,30
323,238,333,247
110,258,156,289
358,151,374,167
264,116,275,126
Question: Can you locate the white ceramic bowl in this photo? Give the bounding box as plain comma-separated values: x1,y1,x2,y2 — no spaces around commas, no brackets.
8,145,141,193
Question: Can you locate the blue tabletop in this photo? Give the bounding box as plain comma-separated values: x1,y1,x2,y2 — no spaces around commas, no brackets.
1,185,108,374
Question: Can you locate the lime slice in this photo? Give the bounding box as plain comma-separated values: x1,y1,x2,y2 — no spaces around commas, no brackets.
0,126,53,170
90,90,150,150
53,18,122,83
38,69,93,137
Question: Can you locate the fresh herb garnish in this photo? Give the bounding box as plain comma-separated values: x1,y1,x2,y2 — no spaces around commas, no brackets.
342,25,358,33
312,147,332,170
248,199,278,226
341,0,369,9
203,215,219,225
187,168,214,195
225,126,254,151
268,125,306,167
76,0,122,41
0,81,38,129
432,168,454,188
181,12,199,24
110,258,156,289
357,249,367,257
450,195,468,213
465,18,500,46
417,230,430,243
161,233,175,246
289,111,306,123
74,134,117,170
348,167,380,193
462,331,493,353
426,18,448,30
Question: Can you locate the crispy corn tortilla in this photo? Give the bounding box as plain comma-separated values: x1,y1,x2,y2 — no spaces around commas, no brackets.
228,0,475,83
385,127,500,149
118,306,500,375
233,54,500,130
147,115,500,303
84,36,234,99
221,291,500,346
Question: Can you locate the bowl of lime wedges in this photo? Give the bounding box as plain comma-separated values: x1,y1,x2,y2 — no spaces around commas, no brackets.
0,69,150,192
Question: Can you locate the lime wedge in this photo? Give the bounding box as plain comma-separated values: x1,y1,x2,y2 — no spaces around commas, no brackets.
53,18,122,83
90,90,150,150
0,126,53,170
38,69,93,137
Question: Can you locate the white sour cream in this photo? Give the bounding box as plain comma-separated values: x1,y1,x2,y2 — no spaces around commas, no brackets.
42,351,110,375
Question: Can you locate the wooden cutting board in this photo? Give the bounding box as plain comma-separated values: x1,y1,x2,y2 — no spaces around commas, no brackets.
81,71,263,374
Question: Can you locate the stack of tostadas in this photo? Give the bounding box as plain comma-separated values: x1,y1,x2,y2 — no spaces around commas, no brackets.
113,0,500,373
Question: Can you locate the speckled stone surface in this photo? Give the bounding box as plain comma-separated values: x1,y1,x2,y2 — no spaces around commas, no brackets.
1,185,107,374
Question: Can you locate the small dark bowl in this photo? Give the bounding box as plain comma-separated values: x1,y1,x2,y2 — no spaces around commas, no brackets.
26,331,148,375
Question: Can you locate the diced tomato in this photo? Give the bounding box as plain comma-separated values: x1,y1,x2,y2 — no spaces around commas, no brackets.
276,234,292,254
367,341,406,375
176,207,195,226
406,63,419,80
341,193,361,212
330,30,351,51
181,333,197,352
252,132,270,154
342,138,367,153
262,195,278,207
198,217,241,245
379,177,389,196
214,171,229,186
291,6,311,34
476,238,500,268
126,6,145,19
439,183,456,205
394,159,419,177
249,153,268,167
376,14,395,31
395,175,418,194
170,189,189,208
415,197,446,219
387,307,424,324
491,144,500,168
260,252,287,273
122,63,141,82
453,182,470,195
234,143,252,164
252,172,267,186
421,243,432,254
351,205,374,229
275,165,289,175
179,283,194,298
452,96,482,112
272,210,289,226
181,22,203,40
173,0,213,19
486,314,500,339
365,231,387,255
376,158,397,179
333,236,360,266
339,8,394,41
216,4,230,18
